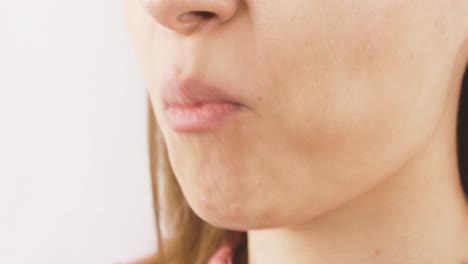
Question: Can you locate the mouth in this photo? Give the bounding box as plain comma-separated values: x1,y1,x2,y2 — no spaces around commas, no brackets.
165,102,245,132
161,77,248,132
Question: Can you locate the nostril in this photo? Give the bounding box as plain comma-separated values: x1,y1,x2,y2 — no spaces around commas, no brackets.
190,11,217,19
145,0,239,34
177,11,217,24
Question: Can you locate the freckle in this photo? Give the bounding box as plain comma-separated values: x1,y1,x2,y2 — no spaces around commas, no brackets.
254,178,261,187
257,96,263,101
434,16,445,32
289,15,297,22
407,52,414,59
374,249,381,256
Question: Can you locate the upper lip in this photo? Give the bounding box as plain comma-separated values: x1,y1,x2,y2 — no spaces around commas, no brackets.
161,77,244,108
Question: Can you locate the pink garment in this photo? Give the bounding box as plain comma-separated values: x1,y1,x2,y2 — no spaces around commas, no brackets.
119,239,239,264
207,241,236,264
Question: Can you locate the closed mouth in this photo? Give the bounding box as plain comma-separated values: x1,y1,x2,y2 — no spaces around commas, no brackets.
161,77,247,132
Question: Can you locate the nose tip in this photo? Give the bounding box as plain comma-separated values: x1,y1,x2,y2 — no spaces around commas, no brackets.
141,0,240,34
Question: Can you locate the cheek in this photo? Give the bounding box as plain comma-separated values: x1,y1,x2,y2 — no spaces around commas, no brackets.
248,0,449,196
255,1,435,142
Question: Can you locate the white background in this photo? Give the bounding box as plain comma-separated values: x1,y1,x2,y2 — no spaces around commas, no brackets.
0,1,156,263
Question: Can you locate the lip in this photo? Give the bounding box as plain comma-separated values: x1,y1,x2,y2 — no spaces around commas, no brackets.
161,77,246,132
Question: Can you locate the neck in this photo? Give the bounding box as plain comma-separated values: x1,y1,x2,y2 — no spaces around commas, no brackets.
248,106,468,264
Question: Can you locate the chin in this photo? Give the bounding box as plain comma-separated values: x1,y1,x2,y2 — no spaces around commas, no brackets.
186,194,286,231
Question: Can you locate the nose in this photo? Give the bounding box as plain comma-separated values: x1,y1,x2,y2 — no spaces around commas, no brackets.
141,0,240,35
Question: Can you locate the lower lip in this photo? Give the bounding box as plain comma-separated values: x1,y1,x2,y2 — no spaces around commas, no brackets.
165,102,243,132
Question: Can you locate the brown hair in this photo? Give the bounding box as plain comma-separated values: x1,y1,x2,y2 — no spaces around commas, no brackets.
142,67,468,264
457,67,468,196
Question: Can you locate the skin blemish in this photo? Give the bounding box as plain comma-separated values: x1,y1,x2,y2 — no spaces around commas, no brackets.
200,197,213,211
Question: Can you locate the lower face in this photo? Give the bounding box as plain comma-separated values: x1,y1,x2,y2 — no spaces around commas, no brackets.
126,0,464,230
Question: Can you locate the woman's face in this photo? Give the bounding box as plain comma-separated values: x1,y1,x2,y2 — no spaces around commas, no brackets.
125,0,467,230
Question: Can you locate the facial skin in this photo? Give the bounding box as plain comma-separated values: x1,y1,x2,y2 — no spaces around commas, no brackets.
126,0,467,225
125,1,468,262
126,0,468,263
